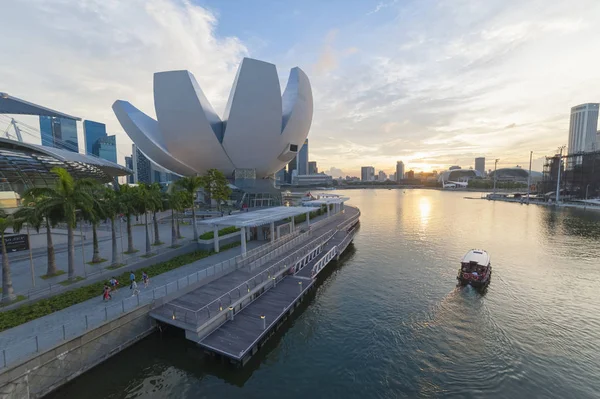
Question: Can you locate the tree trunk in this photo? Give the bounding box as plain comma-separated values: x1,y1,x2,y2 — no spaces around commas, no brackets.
171,208,178,247
126,214,134,253
153,211,160,245
46,219,57,276
191,206,198,240
1,232,16,303
91,223,101,263
144,212,151,255
67,224,76,280
177,213,182,239
110,217,118,267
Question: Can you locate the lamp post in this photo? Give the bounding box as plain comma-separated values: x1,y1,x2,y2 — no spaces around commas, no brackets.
556,146,565,204
527,151,533,204
493,159,499,196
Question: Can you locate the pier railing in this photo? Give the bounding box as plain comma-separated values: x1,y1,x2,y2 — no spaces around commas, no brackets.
164,229,337,326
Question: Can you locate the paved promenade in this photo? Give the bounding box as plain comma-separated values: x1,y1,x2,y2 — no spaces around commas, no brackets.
0,240,261,367
4,219,209,295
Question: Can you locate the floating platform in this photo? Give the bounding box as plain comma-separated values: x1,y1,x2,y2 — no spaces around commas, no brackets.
198,276,313,365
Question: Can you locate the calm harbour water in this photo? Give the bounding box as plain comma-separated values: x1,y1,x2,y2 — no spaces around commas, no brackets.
50,190,600,398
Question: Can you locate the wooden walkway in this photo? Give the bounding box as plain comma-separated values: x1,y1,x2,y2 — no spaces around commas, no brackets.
198,276,314,363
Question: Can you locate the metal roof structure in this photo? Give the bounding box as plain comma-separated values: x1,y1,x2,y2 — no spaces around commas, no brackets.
0,92,81,120
0,138,131,192
199,206,312,228
303,197,349,206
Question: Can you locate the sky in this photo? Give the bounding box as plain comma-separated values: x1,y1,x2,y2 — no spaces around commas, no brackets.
2,0,600,177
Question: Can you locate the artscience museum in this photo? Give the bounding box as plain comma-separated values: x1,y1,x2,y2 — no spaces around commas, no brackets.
113,57,313,183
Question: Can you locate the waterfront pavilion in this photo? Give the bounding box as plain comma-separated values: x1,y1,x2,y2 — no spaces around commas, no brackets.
199,206,318,256
303,195,349,217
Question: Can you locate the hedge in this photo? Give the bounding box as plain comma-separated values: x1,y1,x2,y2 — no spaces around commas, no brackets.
0,241,239,332
199,226,241,240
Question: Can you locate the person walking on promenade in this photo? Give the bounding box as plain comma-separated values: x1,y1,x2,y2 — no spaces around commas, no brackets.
131,280,140,297
102,285,112,301
109,277,119,293
142,271,149,288
129,271,135,289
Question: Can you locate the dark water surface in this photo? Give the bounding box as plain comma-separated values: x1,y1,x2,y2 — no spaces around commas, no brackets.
49,190,600,398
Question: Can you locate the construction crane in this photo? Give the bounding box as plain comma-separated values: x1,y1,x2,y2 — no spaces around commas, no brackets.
2,118,23,142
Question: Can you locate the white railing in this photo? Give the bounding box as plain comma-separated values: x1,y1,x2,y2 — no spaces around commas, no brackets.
163,229,337,325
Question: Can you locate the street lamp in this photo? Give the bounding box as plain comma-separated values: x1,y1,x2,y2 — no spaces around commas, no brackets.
493,159,499,196
556,146,565,204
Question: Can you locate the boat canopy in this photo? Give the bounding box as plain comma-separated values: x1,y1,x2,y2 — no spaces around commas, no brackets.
461,250,490,266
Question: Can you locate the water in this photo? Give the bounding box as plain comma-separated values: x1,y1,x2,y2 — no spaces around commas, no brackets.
49,190,600,398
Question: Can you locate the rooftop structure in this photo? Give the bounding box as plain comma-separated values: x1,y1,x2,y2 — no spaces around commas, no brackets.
113,57,313,179
0,137,130,194
0,92,80,121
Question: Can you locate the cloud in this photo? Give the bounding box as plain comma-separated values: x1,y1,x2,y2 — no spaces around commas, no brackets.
314,29,339,74
0,0,247,163
303,0,600,174
326,167,346,178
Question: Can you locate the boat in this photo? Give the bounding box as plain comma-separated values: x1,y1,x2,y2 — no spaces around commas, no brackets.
457,249,492,288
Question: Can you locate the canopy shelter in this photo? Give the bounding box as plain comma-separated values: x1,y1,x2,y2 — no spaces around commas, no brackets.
0,92,81,120
199,206,317,255
0,137,131,193
303,196,349,217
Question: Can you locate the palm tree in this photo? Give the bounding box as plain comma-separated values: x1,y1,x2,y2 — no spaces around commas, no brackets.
84,185,108,264
175,176,203,240
134,184,156,256
117,184,137,253
148,183,164,246
15,194,60,276
28,167,95,280
0,209,16,303
102,187,121,268
166,188,185,247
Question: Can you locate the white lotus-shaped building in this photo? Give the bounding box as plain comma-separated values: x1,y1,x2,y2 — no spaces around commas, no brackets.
113,58,313,178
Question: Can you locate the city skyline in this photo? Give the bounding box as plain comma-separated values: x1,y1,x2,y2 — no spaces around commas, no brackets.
3,1,600,176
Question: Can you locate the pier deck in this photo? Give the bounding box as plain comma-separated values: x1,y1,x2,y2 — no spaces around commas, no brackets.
198,276,314,362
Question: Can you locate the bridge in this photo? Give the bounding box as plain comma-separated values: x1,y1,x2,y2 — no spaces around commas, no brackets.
150,205,360,365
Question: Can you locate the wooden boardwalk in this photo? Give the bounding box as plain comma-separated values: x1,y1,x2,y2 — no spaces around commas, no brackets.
149,206,360,365
198,276,314,363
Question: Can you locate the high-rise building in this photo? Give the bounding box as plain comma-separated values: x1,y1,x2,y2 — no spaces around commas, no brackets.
396,161,405,182
132,144,152,184
596,130,600,151
475,157,485,175
568,103,599,166
406,170,415,179
308,161,318,175
39,116,79,152
275,168,286,185
125,156,135,184
378,170,387,181
92,135,117,163
297,139,309,175
361,166,375,182
287,156,297,184
83,120,107,155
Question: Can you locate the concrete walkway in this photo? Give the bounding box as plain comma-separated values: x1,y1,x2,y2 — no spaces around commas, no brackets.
0,240,261,367
4,220,211,295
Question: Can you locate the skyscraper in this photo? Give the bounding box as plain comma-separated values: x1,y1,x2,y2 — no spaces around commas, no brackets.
132,144,152,184
125,156,135,184
396,161,405,182
308,161,318,175
287,156,297,184
92,135,117,163
39,116,79,152
568,103,599,166
378,170,387,181
298,139,309,175
361,166,375,182
83,120,107,155
475,157,485,175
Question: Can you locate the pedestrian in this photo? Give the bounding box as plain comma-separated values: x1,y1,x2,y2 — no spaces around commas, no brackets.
109,277,119,292
131,280,140,297
142,271,149,288
129,271,135,289
102,285,112,301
